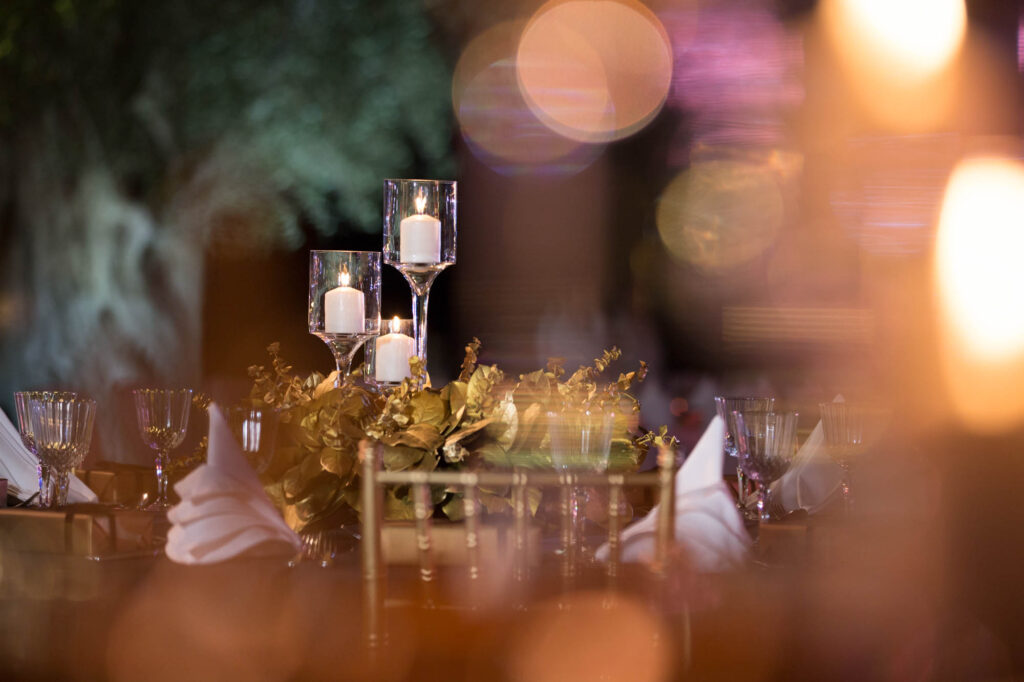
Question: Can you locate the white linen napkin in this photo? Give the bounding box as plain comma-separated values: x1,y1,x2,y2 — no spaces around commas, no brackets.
0,407,97,503
769,395,844,514
165,404,301,564
596,416,750,572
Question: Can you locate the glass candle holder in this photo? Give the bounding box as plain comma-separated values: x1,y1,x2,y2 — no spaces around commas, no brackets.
365,317,416,387
309,250,382,384
382,179,457,372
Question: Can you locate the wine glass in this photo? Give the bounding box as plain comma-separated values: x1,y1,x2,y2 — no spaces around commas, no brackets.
309,250,382,385
28,395,96,508
732,410,799,525
548,406,616,558
14,391,79,506
223,405,279,475
383,179,457,374
715,396,775,520
133,388,193,511
819,403,890,515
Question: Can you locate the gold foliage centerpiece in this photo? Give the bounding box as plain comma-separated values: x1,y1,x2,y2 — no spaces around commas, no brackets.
247,340,663,533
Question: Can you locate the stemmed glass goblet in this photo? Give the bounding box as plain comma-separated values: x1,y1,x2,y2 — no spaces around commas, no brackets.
28,395,96,508
715,396,775,521
14,390,78,506
819,403,890,516
309,250,382,385
133,388,193,511
732,410,799,525
548,406,616,560
383,179,457,375
224,405,279,475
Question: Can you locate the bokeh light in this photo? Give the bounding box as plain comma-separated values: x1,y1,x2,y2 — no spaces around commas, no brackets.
452,21,601,175
827,0,966,80
516,0,673,144
656,154,789,272
509,591,672,682
831,135,961,256
664,4,803,152
935,156,1024,432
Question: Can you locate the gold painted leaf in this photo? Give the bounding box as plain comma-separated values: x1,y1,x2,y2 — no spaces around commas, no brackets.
387,422,444,452
314,373,339,399
381,444,424,472
442,494,466,521
410,391,447,429
320,446,355,477
478,490,511,514
444,417,494,448
384,489,416,520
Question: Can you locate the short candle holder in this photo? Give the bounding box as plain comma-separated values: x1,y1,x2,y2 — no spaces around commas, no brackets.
309,250,382,385
364,317,416,390
383,179,456,374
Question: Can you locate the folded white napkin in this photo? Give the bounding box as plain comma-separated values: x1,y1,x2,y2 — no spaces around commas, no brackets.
165,404,301,564
770,395,844,514
0,407,97,503
596,416,750,572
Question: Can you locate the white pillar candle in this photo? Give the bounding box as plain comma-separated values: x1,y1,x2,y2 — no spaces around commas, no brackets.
324,270,365,334
374,319,416,382
399,213,441,264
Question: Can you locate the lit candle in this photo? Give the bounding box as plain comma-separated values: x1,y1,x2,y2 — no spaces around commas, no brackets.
374,317,416,382
399,193,441,263
324,266,365,334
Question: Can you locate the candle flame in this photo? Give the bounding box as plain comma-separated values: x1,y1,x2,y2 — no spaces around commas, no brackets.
339,263,350,288
390,316,400,334
414,191,427,215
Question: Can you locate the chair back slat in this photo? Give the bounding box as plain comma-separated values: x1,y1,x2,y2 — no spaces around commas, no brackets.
461,478,481,583
359,440,385,650
411,479,436,600
606,477,624,586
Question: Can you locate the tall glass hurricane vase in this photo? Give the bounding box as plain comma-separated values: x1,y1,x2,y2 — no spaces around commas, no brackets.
133,389,193,511
383,179,457,374
309,250,382,385
28,395,96,508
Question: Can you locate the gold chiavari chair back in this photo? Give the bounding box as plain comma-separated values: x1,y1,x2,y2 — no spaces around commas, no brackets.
358,439,677,650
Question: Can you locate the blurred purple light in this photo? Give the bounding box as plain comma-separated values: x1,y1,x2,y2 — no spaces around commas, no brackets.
661,5,803,160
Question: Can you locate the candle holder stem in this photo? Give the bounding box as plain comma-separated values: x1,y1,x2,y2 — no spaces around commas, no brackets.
398,265,447,368
413,289,430,362
322,335,370,387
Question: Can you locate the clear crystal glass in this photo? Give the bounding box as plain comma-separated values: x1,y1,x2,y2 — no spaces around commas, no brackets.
819,403,890,515
382,179,457,374
309,250,382,385
548,406,616,559
715,396,775,520
733,410,799,525
28,395,96,508
223,405,279,475
15,390,79,506
132,388,193,511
